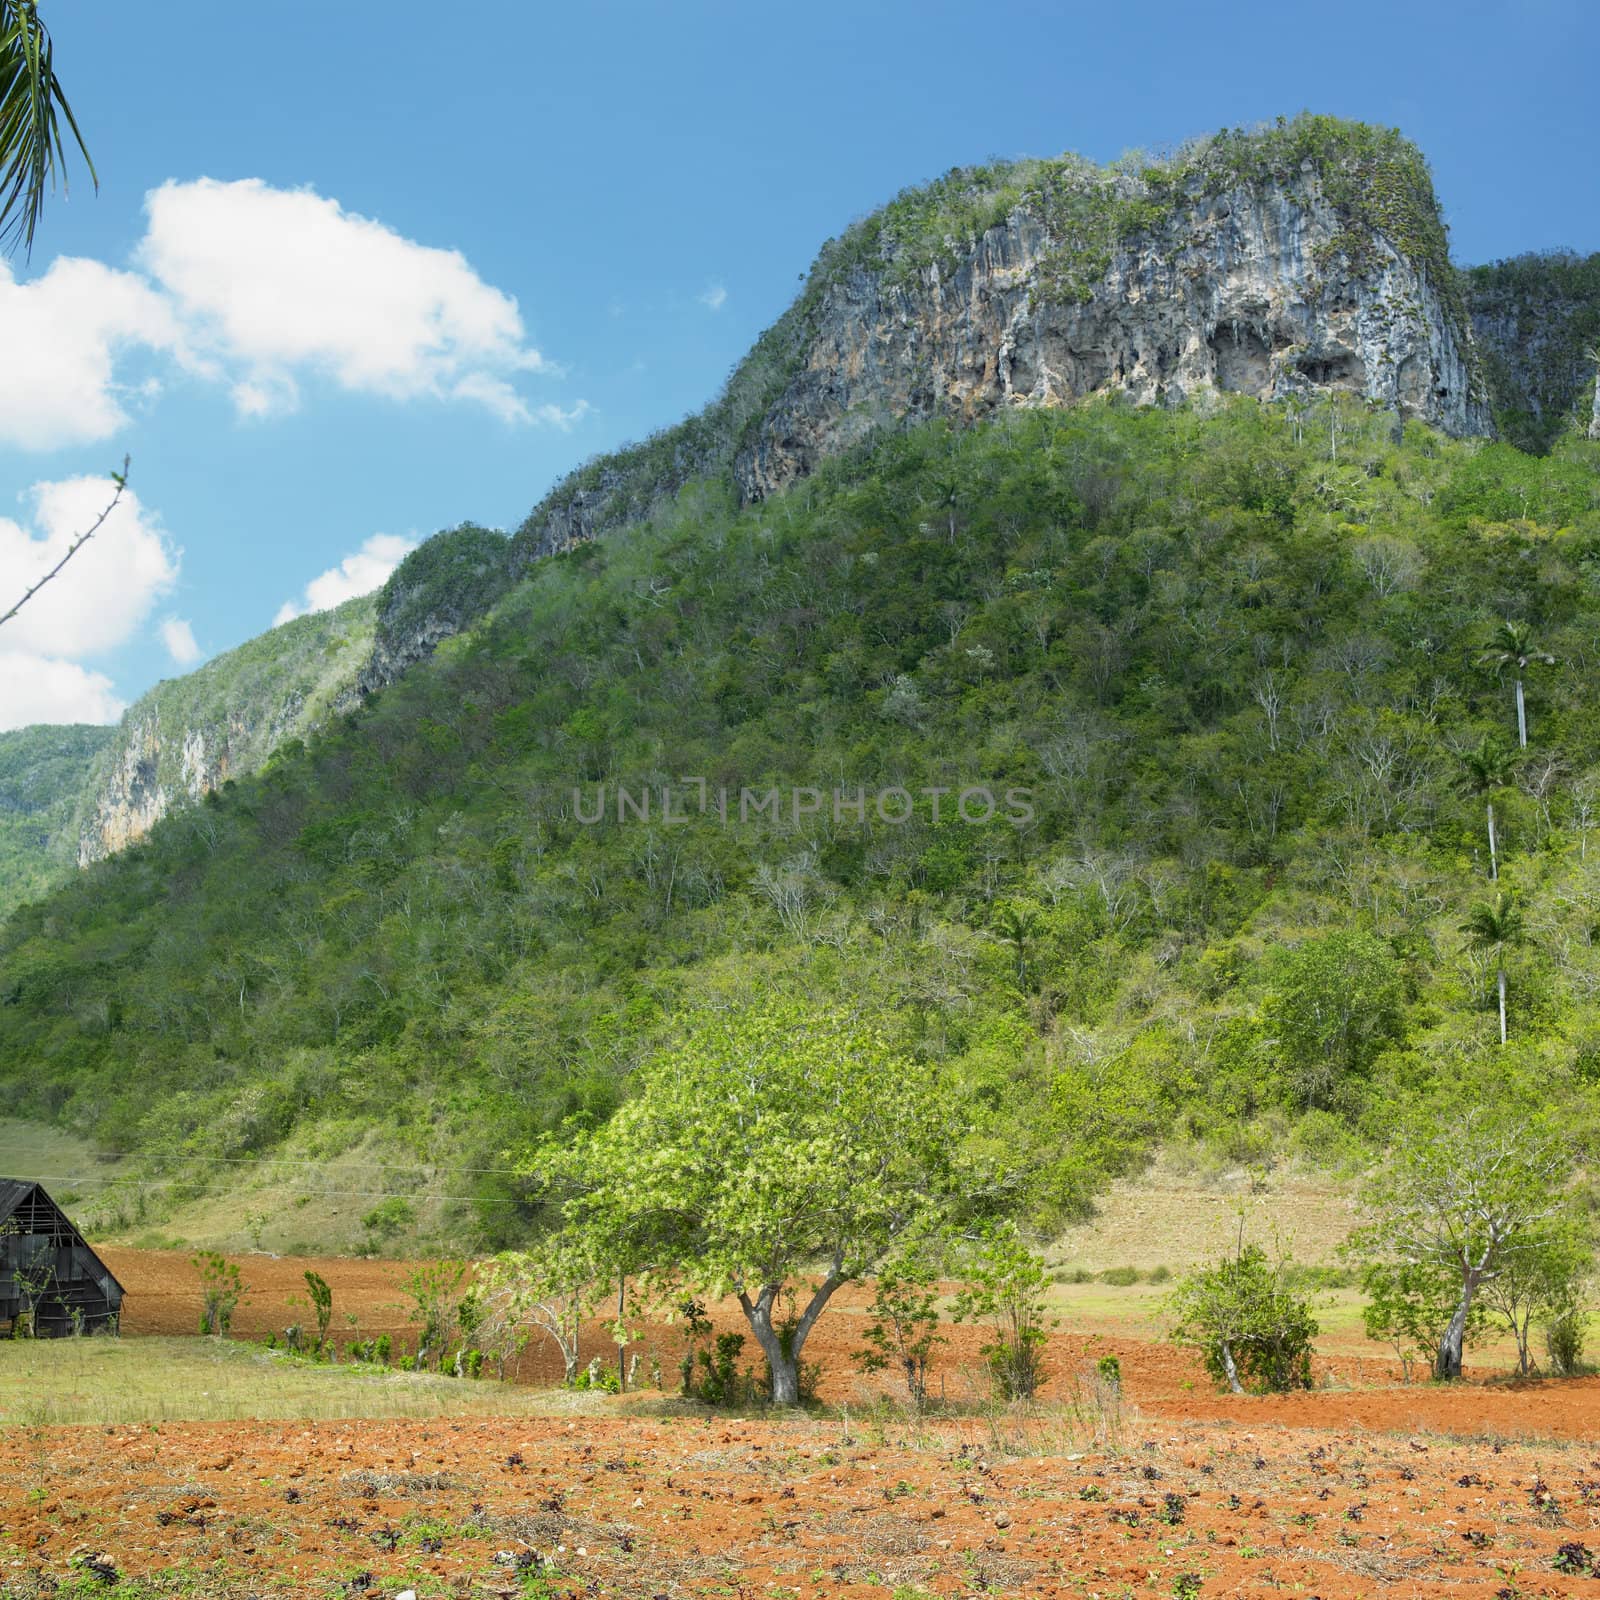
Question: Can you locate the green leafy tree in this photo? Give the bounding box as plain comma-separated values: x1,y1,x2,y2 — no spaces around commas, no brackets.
534,1002,956,1406
0,0,94,257
1351,1099,1573,1380
1480,1222,1592,1376
480,1240,600,1386
1260,928,1404,1109
1455,737,1517,882
1168,1236,1318,1394
1462,892,1526,1045
950,1221,1054,1400
301,1269,333,1352
1358,1258,1476,1384
1479,620,1557,750
400,1259,470,1371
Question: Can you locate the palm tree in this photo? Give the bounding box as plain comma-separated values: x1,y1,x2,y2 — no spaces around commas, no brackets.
1454,737,1517,882
1,1,95,258
1462,893,1526,1046
1478,621,1556,750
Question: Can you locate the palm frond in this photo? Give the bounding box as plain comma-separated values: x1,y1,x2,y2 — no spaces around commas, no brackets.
0,0,96,258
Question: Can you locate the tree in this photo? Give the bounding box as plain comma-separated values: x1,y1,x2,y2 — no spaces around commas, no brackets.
1168,1233,1318,1394
1455,737,1517,882
300,1269,333,1352
479,1242,600,1386
1351,1100,1572,1380
533,1002,956,1406
1479,621,1556,750
400,1259,470,1371
1260,928,1404,1109
1480,1223,1591,1376
1358,1258,1475,1384
855,1230,947,1407
1462,893,1525,1045
0,0,95,257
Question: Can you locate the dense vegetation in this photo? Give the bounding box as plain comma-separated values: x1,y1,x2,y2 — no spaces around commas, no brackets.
0,724,114,911
508,115,1477,580
0,594,377,921
5,392,1600,1251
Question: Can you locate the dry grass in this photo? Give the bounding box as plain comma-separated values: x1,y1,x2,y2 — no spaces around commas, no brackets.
1046,1153,1361,1272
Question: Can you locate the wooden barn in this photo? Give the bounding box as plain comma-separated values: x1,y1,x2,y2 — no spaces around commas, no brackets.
0,1180,124,1336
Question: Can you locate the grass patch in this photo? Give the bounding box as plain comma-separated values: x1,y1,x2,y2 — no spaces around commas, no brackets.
0,1336,600,1426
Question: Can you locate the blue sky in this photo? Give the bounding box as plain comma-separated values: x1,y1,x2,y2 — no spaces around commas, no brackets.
1,0,1596,730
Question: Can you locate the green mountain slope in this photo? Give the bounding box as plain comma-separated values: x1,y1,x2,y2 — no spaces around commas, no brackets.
4,397,1599,1249
0,724,116,912
0,596,378,922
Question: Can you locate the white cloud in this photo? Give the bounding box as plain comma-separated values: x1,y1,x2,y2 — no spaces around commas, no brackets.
0,257,179,449
698,283,728,311
139,178,554,420
0,479,178,731
0,652,125,731
0,479,178,659
0,179,585,450
273,532,418,627
160,616,204,667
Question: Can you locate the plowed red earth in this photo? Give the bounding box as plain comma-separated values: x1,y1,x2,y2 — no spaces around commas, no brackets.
7,1250,1600,1598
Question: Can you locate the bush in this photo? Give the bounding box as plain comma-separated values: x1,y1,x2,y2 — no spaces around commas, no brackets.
855,1242,945,1406
693,1332,749,1406
192,1251,247,1336
1546,1306,1587,1375
1169,1241,1317,1394
953,1222,1055,1401
1100,1266,1140,1286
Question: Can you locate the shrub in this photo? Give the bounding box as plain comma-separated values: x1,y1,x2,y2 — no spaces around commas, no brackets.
694,1332,749,1406
1546,1305,1587,1375
1100,1266,1140,1286
1169,1241,1317,1394
192,1252,247,1336
360,1197,415,1247
952,1222,1054,1401
856,1242,946,1406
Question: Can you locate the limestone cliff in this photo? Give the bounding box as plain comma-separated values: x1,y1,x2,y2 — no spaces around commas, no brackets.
75,595,376,867
509,115,1487,576
733,180,1484,504
1464,250,1600,453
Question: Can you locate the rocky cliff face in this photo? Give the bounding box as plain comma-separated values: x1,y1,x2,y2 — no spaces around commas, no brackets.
734,182,1484,503
75,595,376,868
1464,251,1600,453
510,118,1488,575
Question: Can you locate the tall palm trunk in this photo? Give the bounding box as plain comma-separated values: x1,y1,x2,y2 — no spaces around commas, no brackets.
1497,965,1508,1045
1486,802,1498,881
1515,677,1528,748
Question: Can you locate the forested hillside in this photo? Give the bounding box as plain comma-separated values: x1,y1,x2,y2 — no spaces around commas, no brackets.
0,725,115,912
0,596,377,921
4,394,1599,1248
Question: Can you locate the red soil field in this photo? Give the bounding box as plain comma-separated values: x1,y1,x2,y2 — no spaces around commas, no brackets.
7,1249,1600,1597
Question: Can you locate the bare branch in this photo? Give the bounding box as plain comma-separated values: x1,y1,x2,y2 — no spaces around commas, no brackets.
0,455,127,630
